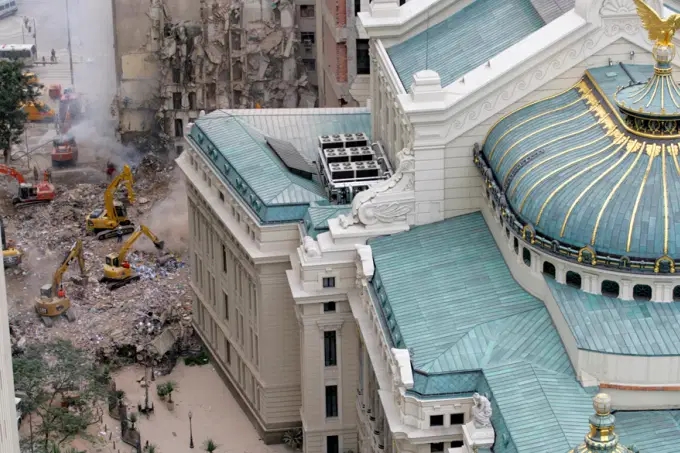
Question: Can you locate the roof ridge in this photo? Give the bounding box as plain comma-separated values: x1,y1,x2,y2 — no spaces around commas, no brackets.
525,362,574,449
419,306,544,372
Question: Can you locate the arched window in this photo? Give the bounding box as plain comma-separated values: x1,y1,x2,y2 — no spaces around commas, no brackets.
505,227,510,238
522,248,531,267
601,280,620,298
542,262,556,279
566,271,581,289
674,286,680,302
513,237,519,254
633,284,652,301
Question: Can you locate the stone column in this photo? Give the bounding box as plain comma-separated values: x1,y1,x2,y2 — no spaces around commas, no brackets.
555,263,567,284
620,279,633,300
0,259,20,453
409,70,446,225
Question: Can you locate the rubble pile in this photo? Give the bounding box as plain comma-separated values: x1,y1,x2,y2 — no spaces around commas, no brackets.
2,155,194,365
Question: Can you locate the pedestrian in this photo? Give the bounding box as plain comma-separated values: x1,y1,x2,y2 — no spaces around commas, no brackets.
41,56,46,66
50,49,56,63
106,161,116,180
116,225,124,243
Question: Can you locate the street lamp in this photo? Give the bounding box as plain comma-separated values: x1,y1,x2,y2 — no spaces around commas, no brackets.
188,411,194,449
21,17,37,48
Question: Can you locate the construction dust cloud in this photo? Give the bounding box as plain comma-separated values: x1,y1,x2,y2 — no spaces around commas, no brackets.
138,170,189,255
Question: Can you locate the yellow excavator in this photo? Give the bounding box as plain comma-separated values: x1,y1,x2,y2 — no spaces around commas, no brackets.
35,239,86,327
99,224,171,290
85,164,136,240
1,219,22,268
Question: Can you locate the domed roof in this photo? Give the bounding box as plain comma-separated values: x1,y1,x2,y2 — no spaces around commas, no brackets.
481,62,680,263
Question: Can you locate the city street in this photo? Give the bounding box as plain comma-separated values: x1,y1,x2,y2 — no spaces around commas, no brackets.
0,0,118,170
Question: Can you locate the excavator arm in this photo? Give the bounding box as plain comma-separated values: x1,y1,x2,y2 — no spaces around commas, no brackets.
52,239,86,292
0,165,26,184
116,224,165,264
103,164,136,222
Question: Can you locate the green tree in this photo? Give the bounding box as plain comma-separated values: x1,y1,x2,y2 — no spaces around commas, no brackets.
13,340,109,452
203,439,218,453
0,60,39,163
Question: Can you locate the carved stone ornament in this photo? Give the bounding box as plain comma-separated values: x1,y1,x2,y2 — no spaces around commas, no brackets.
302,235,321,258
338,144,416,229
600,0,637,15
471,393,493,429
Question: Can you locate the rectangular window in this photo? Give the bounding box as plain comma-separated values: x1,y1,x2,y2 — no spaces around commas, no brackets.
356,39,370,75
239,312,244,345
254,334,259,367
253,288,258,321
450,413,465,425
430,443,444,453
450,441,464,448
174,118,184,137
223,291,229,320
219,191,225,202
327,436,339,453
172,68,181,83
300,4,315,17
324,331,337,366
222,244,227,273
211,275,216,306
301,32,315,45
323,302,336,312
303,58,316,71
323,277,336,288
188,92,197,110
354,0,360,15
226,339,231,364
430,415,444,426
173,92,182,109
249,327,254,360
325,385,338,417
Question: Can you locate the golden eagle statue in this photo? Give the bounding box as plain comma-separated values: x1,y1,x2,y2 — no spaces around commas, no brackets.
633,0,680,46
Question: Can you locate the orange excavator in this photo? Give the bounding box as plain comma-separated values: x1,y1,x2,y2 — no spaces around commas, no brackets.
0,165,56,206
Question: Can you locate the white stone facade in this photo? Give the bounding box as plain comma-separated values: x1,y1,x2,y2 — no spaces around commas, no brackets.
179,0,680,452
0,259,20,453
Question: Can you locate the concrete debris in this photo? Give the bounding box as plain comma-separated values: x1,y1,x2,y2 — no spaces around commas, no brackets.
3,152,194,365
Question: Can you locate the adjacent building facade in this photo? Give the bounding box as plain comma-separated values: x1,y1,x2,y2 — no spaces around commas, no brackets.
180,0,680,452
315,0,371,106
0,259,20,453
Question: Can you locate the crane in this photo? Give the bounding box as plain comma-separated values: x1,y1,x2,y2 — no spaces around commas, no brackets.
35,239,86,327
0,164,55,206
1,218,22,268
85,164,136,240
100,224,170,290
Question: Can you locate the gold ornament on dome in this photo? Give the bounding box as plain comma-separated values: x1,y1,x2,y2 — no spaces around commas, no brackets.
633,0,680,46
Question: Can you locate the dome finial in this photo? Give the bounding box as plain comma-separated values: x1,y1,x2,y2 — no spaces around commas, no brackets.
567,393,633,453
614,0,680,136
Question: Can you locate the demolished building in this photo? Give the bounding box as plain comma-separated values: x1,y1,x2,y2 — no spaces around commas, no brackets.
112,0,318,145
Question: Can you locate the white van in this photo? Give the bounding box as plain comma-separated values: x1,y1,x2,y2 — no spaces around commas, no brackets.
0,0,18,19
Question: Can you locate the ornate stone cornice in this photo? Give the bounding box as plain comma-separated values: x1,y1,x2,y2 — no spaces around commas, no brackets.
317,320,345,332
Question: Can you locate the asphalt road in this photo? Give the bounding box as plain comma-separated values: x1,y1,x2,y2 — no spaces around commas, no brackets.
0,0,118,173
0,0,116,109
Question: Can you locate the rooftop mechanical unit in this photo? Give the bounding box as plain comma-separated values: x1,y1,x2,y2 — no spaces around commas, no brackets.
316,132,393,205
